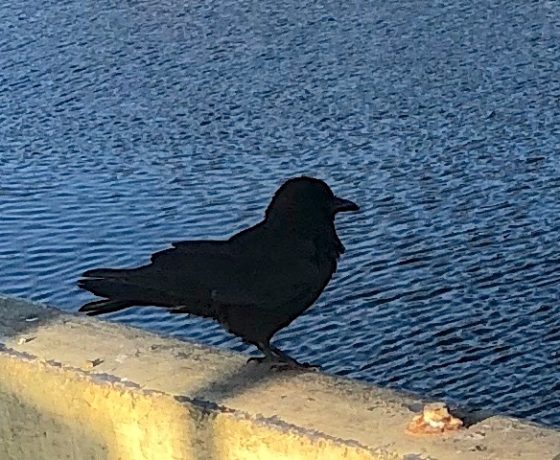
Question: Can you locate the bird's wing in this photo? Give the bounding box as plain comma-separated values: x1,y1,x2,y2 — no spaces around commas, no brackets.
144,238,320,311
150,240,230,268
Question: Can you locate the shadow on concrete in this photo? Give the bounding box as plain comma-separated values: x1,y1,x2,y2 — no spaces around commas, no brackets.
0,383,110,460
0,296,111,459
182,351,300,460
0,294,296,460
0,296,63,340
2,294,557,459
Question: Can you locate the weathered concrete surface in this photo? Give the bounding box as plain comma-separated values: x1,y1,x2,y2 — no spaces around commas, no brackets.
0,294,559,460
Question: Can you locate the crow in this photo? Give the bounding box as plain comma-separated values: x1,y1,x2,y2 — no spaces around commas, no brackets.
78,177,359,368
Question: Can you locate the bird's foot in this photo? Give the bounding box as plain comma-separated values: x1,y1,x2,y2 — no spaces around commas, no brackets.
247,356,269,365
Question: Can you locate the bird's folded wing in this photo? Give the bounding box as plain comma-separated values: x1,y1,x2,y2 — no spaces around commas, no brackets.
145,240,319,310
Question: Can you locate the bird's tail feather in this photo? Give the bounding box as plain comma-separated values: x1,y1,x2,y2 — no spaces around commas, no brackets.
78,266,183,316
78,266,215,318
78,276,167,303
82,267,132,279
79,298,134,316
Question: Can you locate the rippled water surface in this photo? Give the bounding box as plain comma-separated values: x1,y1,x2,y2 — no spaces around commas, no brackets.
2,0,560,425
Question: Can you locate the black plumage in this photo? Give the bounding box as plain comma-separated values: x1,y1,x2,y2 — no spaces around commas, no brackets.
78,177,359,368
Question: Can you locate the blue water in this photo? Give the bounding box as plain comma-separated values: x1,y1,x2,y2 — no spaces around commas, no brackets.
1,0,559,426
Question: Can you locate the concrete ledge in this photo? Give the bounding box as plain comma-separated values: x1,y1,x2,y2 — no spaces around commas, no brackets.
0,295,559,460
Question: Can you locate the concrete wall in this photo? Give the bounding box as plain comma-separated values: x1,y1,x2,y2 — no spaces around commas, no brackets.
0,294,558,460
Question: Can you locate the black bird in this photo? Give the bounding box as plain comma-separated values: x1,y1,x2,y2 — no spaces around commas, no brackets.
78,177,359,368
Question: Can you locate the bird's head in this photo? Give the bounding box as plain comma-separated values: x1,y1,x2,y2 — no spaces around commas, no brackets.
265,176,359,234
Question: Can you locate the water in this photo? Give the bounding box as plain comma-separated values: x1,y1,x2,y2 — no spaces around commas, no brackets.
1,0,560,426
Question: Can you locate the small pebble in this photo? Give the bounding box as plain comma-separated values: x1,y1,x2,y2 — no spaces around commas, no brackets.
17,336,35,345
84,358,104,369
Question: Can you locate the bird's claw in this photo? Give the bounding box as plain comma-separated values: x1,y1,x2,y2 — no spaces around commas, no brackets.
247,356,268,364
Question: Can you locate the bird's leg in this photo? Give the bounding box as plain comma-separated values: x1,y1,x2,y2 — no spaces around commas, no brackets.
248,341,320,371
270,345,320,371
269,345,303,365
247,341,278,364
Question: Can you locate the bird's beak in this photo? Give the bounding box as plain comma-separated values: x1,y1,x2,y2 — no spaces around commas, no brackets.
333,196,360,213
